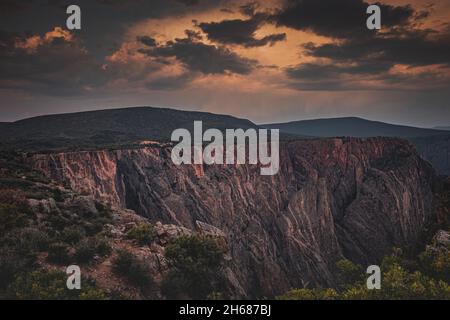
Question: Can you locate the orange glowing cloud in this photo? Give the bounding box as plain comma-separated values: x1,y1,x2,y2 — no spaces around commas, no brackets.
95,0,450,99
15,27,74,53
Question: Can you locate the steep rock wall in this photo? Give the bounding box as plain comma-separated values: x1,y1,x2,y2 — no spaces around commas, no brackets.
30,138,436,297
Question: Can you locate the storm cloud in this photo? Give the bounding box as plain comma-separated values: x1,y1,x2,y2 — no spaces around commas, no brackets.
139,33,258,75
274,0,416,39
277,0,450,91
0,27,107,96
198,14,286,47
303,30,450,67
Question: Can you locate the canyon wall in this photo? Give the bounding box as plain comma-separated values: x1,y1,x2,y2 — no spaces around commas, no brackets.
30,138,436,297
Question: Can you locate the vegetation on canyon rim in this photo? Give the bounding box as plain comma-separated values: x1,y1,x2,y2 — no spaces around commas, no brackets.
278,253,450,300
278,179,450,300
161,236,226,300
0,150,449,300
0,152,226,299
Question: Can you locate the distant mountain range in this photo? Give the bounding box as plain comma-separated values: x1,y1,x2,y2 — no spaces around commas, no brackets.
264,117,449,138
0,107,449,175
434,126,450,131
264,117,450,175
0,107,257,151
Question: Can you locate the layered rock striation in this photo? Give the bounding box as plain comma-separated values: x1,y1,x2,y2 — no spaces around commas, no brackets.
30,138,436,297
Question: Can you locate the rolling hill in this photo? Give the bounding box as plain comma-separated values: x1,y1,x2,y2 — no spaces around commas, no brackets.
434,126,450,131
0,107,258,151
264,117,448,138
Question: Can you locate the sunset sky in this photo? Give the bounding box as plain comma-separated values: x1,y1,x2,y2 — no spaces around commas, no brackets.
1,0,449,127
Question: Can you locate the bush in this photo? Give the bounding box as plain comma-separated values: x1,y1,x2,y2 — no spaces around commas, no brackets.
207,292,224,300
74,240,97,263
83,220,104,236
79,288,107,300
7,270,75,300
373,261,450,300
112,249,152,288
335,259,364,288
0,189,31,213
419,249,450,283
0,204,28,233
0,249,35,291
3,228,49,255
126,223,155,245
74,237,111,263
47,214,71,231
162,236,225,299
46,243,70,265
277,288,339,300
6,269,106,300
60,226,85,245
277,255,450,300
95,202,113,221
95,237,112,257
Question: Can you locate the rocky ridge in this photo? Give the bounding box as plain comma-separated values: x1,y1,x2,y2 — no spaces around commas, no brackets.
30,137,437,297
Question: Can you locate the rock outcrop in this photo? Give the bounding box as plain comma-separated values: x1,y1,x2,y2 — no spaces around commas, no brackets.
30,138,436,297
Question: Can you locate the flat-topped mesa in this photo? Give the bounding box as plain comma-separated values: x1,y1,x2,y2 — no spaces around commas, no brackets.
29,137,436,297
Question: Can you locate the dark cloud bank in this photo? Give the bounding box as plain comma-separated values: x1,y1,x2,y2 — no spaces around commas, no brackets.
273,0,450,90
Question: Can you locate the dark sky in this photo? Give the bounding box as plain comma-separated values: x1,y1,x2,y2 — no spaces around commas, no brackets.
1,0,449,127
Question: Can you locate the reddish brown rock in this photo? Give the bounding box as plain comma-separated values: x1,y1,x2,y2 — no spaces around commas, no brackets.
30,137,436,297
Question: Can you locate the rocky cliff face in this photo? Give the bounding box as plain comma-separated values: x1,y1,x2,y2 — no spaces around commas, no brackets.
30,138,436,297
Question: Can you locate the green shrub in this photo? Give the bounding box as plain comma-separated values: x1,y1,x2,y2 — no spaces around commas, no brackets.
0,189,31,213
95,202,113,221
0,204,28,233
277,288,339,300
0,249,35,291
7,270,75,300
74,240,97,263
74,237,111,263
207,292,224,300
3,228,49,255
83,220,104,236
47,214,71,231
95,237,112,257
79,288,107,300
335,259,364,288
372,261,450,300
277,255,450,300
126,223,155,245
60,226,86,245
46,243,70,265
162,236,225,299
112,249,152,288
6,269,106,300
419,249,450,283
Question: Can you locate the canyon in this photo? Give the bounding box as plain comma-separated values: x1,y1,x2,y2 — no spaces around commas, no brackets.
30,137,436,297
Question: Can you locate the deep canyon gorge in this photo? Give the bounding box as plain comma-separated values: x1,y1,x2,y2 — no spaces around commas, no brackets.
30,137,436,297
